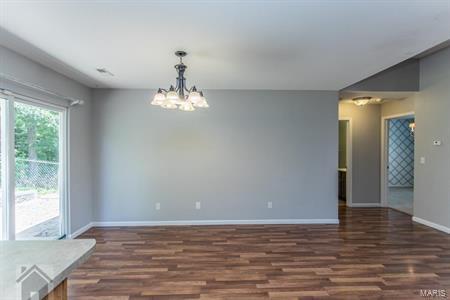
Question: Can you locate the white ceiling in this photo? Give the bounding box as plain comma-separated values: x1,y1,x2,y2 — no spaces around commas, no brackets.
0,0,449,90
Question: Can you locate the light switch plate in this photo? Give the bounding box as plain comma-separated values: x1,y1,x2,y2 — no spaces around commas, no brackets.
433,140,442,146
195,201,201,210
267,201,273,209
155,203,161,210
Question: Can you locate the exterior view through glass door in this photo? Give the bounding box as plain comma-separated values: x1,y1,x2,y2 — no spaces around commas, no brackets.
14,101,65,239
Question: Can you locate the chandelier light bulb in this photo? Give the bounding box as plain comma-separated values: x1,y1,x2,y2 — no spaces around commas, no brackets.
161,99,178,109
166,91,180,104
195,100,209,108
194,92,209,108
188,92,202,104
151,89,166,105
187,87,202,104
179,100,195,112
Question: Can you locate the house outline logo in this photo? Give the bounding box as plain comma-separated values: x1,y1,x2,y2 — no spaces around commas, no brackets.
16,265,54,300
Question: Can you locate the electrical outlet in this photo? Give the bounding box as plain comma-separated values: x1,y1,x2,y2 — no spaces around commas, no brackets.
420,157,426,164
155,203,161,210
195,201,201,210
267,201,273,209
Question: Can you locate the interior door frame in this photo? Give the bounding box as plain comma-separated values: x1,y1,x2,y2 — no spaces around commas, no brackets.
339,118,352,207
380,111,415,208
1,94,68,240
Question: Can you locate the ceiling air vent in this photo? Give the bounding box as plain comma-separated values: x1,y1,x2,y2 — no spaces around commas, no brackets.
96,68,114,76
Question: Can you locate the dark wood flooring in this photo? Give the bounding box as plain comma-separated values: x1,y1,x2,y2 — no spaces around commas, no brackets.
70,205,450,299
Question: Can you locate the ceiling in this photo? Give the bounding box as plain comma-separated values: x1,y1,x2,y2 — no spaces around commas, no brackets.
0,1,449,90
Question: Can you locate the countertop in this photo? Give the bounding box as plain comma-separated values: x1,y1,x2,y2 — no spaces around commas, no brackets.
0,239,95,300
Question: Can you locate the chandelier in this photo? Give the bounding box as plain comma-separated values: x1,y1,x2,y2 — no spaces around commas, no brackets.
151,51,208,111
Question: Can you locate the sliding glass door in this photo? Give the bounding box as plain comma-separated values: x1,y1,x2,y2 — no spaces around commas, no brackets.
0,96,67,240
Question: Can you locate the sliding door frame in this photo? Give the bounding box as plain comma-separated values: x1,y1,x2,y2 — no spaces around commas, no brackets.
1,94,69,240
1,95,16,240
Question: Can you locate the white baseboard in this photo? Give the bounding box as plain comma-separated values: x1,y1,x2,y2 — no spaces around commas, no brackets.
68,219,339,238
69,222,93,239
412,216,450,234
388,185,413,188
91,219,339,227
69,217,449,237
349,203,381,207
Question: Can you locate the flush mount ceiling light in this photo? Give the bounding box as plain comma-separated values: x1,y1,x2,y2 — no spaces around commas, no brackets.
151,51,208,111
352,96,381,106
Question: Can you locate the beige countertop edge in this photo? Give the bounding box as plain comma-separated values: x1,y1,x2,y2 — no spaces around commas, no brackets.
37,240,96,300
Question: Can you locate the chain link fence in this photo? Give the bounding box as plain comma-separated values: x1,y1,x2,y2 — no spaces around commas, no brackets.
15,158,59,191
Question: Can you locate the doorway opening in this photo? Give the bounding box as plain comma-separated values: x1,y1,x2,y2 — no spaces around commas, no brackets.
382,113,415,215
338,119,352,207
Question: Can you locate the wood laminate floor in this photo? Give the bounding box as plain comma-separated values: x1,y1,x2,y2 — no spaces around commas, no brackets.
70,206,450,299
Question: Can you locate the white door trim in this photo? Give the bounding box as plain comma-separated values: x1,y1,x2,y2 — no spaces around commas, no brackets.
59,108,69,239
380,111,415,208
339,118,352,207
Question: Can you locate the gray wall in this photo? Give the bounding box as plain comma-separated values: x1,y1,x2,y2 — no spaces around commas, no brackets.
92,89,338,222
381,96,415,117
344,59,420,92
0,45,94,235
339,103,381,205
414,47,450,228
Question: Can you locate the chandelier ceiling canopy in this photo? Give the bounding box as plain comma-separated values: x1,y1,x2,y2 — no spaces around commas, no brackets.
151,51,208,111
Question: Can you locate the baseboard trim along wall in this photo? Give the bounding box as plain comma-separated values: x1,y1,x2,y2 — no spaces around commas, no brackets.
69,219,340,238
349,203,381,207
412,216,450,234
70,217,450,238
93,219,340,227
